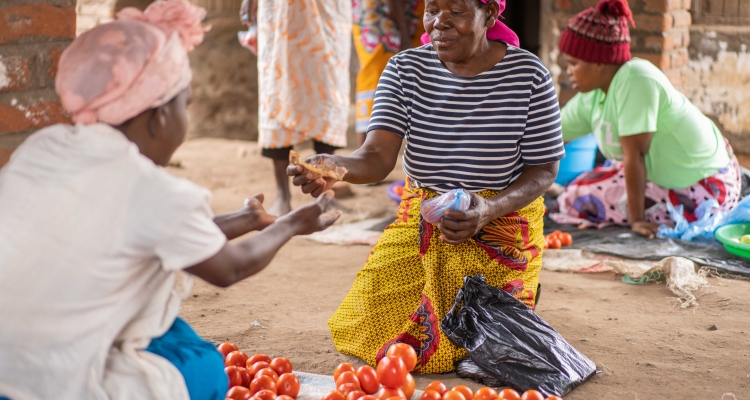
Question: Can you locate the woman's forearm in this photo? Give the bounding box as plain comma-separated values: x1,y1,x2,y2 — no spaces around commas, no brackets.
328,130,402,184
485,162,559,220
214,211,253,240
624,155,647,223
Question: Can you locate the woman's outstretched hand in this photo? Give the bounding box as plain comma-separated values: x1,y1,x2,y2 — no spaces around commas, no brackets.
278,191,341,235
287,155,341,198
438,192,496,245
242,194,277,231
631,220,660,239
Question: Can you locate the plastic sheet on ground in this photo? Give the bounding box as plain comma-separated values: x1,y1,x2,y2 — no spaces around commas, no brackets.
295,372,422,400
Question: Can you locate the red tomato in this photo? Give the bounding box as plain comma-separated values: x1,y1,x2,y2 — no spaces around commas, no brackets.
400,373,415,399
452,386,473,400
386,397,406,400
226,366,244,388
322,391,347,400
257,368,279,382
338,383,362,395
238,367,252,387
361,396,378,400
248,361,271,378
334,363,356,382
250,375,277,395
270,357,293,376
336,371,361,386
420,390,443,400
442,390,466,400
551,231,562,240
376,387,406,400
255,389,277,400
520,391,544,400
227,386,253,400
559,233,573,247
425,382,447,396
226,351,250,368
277,396,295,400
386,343,418,372
218,342,240,358
356,365,379,395
376,356,407,389
497,389,521,400
473,387,498,400
249,354,272,365
545,397,563,400
276,373,300,398
547,238,562,249
348,391,367,400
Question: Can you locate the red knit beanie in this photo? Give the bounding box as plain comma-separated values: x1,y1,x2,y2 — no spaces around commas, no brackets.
558,0,635,64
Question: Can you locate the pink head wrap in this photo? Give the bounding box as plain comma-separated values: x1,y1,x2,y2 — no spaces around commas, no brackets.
55,0,206,125
420,0,519,47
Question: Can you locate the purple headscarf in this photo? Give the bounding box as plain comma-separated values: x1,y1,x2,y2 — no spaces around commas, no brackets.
420,0,520,47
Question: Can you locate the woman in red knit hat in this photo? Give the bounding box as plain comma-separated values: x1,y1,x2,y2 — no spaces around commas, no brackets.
551,0,741,238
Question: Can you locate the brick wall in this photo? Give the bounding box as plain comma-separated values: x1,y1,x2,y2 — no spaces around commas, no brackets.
0,0,75,163
552,0,692,103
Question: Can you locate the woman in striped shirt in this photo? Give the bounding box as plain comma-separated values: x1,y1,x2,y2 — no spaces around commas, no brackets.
289,0,564,373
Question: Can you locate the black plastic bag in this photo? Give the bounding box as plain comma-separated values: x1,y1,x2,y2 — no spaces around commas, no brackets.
441,275,597,397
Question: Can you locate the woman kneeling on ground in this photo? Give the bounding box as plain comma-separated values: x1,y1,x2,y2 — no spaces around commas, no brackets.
550,0,741,237
0,1,338,399
288,0,564,373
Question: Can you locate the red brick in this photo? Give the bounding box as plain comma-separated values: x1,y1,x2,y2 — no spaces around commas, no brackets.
645,34,673,52
49,48,62,79
633,13,673,32
671,9,691,28
643,0,683,13
556,0,573,11
0,56,31,92
0,147,13,169
682,0,691,10
0,101,70,133
632,52,671,69
0,4,76,45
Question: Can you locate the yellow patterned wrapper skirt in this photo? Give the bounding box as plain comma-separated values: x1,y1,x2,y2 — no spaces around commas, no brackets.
329,179,546,374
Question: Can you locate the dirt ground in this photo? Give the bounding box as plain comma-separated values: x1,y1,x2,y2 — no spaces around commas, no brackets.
170,138,750,400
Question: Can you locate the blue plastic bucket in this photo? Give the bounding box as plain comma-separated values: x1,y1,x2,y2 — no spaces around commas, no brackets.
554,133,598,186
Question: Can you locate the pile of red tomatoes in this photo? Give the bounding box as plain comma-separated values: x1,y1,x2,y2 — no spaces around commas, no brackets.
218,342,300,400
319,344,563,400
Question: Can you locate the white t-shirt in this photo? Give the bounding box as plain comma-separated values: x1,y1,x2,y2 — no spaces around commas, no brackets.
0,124,227,400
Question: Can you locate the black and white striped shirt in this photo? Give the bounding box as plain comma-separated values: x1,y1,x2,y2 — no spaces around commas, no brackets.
368,44,565,193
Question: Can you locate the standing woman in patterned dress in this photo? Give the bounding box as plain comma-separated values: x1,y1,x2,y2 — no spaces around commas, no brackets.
241,0,351,216
352,0,424,145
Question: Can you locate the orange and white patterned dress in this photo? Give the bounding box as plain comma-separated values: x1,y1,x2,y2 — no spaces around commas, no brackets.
256,0,351,149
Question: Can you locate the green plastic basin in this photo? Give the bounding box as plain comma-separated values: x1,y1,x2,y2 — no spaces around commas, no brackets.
715,223,750,259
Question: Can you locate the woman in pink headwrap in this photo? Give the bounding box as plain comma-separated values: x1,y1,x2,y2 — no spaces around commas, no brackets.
0,1,338,399
290,0,564,373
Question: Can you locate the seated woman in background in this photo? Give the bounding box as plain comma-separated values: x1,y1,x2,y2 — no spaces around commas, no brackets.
550,0,741,238
0,1,338,399
288,0,564,373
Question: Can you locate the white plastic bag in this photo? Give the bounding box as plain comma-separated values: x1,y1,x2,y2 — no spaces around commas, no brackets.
420,189,471,225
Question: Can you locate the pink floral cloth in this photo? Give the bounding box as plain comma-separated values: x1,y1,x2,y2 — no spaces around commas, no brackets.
551,141,742,228
55,0,206,125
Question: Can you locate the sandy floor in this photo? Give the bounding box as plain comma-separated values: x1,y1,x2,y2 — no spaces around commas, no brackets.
171,138,750,400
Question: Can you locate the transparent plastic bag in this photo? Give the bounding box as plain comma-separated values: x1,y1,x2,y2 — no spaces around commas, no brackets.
238,26,257,55
420,189,471,225
657,196,750,242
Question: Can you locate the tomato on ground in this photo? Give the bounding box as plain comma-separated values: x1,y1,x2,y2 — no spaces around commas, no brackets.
356,365,380,395
497,389,521,400
249,354,272,365
425,382,447,396
250,375,277,395
420,390,443,400
255,389,277,400
560,233,573,247
248,361,271,378
226,351,250,368
442,390,466,400
360,396,378,400
225,366,243,388
218,342,239,358
276,373,300,398
335,371,361,388
545,396,563,400
257,368,279,382
277,396,295,400
474,387,498,400
386,343,418,372
322,391,347,400
400,373,415,399
238,367,252,387
339,383,363,395
334,363,356,381
270,357,293,376
347,391,367,400
376,387,406,400
376,356,407,388
227,386,253,400
520,391,544,400
452,386,473,400
547,238,562,249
